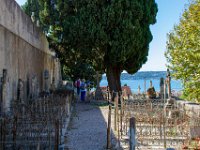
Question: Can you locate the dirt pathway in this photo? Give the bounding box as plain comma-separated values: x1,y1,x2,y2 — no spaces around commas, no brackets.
64,101,117,150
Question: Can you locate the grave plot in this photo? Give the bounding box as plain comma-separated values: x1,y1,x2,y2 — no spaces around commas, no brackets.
0,92,74,150
106,92,200,150
123,99,190,149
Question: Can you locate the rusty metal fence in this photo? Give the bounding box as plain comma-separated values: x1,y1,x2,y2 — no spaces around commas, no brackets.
0,91,74,150
106,92,200,150
123,99,190,149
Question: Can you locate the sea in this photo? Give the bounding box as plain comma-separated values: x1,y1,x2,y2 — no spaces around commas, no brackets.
100,71,182,93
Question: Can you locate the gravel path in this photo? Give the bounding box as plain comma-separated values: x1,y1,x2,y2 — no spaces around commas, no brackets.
64,101,117,150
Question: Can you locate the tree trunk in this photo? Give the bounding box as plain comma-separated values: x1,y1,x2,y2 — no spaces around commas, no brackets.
106,66,122,95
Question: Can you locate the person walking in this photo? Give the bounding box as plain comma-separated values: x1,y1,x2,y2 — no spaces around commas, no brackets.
80,79,86,102
75,78,81,96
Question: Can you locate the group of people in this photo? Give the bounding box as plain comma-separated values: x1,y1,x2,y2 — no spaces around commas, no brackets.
74,78,87,102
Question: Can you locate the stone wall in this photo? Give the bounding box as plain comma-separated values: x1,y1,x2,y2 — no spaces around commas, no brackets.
0,0,62,113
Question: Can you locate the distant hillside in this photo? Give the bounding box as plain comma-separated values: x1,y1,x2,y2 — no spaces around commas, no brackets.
102,71,167,80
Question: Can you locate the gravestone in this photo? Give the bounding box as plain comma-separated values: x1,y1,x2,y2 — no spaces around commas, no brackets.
164,98,176,118
50,77,56,93
144,79,146,94
27,75,30,99
43,69,49,93
2,69,10,112
160,77,164,99
138,85,141,94
147,80,156,99
31,75,37,99
31,12,35,22
166,69,171,98
17,79,24,103
150,80,153,88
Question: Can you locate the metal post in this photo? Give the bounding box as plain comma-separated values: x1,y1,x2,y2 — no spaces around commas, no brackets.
116,94,119,132
166,69,171,99
114,94,118,131
163,80,166,148
1,118,6,150
48,121,51,149
164,80,166,104
107,104,112,149
0,77,3,115
2,69,7,113
12,115,17,149
120,95,123,138
37,143,40,150
129,117,136,150
117,94,120,146
67,96,70,117
55,120,59,150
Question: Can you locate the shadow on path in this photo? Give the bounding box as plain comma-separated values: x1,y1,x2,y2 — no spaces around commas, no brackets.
64,101,118,150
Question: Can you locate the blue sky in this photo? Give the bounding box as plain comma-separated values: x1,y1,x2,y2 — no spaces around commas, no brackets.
15,0,188,71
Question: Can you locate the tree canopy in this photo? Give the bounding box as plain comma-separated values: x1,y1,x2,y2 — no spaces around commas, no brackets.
165,0,200,102
22,0,40,18
22,0,99,83
23,0,158,92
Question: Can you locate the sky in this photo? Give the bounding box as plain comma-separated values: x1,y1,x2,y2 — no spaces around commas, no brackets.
15,0,188,71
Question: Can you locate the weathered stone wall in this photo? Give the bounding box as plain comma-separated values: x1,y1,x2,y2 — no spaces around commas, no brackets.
0,0,62,113
177,100,200,138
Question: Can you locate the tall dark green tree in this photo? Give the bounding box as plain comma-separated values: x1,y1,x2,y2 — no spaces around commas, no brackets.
22,0,99,83
24,0,158,92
